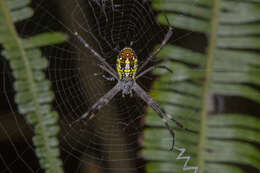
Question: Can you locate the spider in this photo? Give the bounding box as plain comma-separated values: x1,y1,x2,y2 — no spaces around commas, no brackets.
72,16,192,150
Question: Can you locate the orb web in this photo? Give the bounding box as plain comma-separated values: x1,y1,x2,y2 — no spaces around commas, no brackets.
0,0,201,172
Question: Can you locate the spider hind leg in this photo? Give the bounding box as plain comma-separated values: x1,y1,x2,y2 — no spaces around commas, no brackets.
151,97,195,133
70,83,121,127
133,83,195,149
158,110,176,150
165,113,197,133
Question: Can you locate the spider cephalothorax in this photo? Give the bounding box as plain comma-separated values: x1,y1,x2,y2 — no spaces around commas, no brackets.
73,15,193,150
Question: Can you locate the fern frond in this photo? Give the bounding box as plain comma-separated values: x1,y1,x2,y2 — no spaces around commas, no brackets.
0,0,67,172
143,0,260,173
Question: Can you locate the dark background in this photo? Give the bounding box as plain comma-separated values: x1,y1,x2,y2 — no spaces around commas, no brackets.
0,0,259,173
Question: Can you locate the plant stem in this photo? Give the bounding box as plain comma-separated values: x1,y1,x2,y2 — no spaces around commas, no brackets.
198,0,221,172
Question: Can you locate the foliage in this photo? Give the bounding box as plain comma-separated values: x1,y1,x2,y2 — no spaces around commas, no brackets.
143,0,260,173
0,0,67,172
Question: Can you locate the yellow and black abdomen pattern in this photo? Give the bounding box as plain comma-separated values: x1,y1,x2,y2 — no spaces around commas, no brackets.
116,47,138,80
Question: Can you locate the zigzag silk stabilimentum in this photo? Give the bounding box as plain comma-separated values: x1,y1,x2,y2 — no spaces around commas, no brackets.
0,0,67,172
143,0,260,173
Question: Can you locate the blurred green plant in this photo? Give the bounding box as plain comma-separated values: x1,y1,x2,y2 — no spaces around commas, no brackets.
143,0,260,173
0,0,67,172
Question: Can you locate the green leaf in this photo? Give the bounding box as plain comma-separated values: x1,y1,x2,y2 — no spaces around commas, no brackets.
10,7,33,22
143,0,260,173
23,32,68,48
0,0,67,173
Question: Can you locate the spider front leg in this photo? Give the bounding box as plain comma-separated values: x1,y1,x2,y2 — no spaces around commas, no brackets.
70,83,121,126
98,64,119,80
74,32,118,77
102,75,116,81
137,14,173,74
136,65,173,79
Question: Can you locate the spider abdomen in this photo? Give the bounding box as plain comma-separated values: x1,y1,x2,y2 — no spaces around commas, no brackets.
116,47,138,80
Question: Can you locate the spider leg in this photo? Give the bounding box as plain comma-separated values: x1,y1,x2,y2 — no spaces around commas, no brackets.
70,83,121,126
102,75,116,81
137,14,173,74
133,83,175,149
98,64,119,80
136,65,173,79
133,83,193,150
74,32,117,76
